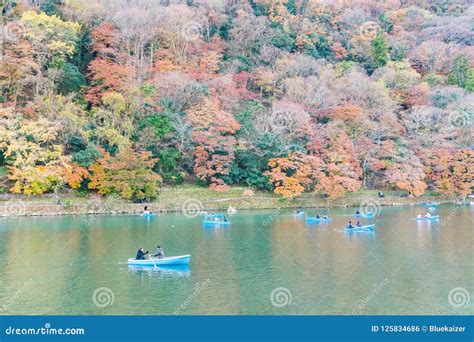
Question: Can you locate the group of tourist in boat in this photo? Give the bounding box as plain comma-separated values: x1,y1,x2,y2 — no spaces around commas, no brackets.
417,212,432,218
136,245,164,260
346,221,363,229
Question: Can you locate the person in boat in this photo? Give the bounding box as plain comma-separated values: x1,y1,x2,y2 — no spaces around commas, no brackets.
347,221,354,229
378,192,385,198
153,245,164,259
356,221,362,227
143,206,152,215
214,216,219,222
316,214,320,219
223,216,228,222
136,247,149,260
323,215,328,220
355,210,360,215
295,209,301,214
425,212,432,218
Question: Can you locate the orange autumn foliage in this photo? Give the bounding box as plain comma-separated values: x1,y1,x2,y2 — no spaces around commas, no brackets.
308,124,362,198
88,148,162,200
186,97,240,191
423,149,474,196
62,163,90,189
265,152,323,198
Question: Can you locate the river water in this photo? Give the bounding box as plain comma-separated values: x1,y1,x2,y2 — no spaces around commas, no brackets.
0,205,472,315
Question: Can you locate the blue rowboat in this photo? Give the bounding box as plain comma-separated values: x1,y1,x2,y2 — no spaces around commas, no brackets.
344,224,375,232
127,255,190,266
416,215,439,221
293,212,306,216
203,220,231,226
203,213,224,219
143,212,156,218
306,217,332,223
355,212,375,218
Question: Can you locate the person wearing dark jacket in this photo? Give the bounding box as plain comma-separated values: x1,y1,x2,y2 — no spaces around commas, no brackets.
136,247,149,260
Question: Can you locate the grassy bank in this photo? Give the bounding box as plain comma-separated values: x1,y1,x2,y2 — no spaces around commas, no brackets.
0,185,463,217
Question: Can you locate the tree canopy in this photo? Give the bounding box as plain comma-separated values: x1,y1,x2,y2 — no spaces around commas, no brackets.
0,0,472,199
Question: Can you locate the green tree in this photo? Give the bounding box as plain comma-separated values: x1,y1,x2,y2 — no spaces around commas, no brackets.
448,55,474,91
371,30,389,68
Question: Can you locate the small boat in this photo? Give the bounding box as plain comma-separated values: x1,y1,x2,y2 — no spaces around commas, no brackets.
422,202,438,207
344,224,375,232
293,211,306,216
127,255,191,266
416,215,439,221
143,212,156,218
202,220,231,226
203,213,224,219
306,216,332,222
227,206,237,214
355,212,375,218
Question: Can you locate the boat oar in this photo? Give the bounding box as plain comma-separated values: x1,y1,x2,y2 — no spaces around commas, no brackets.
148,252,157,269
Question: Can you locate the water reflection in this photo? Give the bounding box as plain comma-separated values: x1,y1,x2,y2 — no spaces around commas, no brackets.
343,230,376,241
128,265,191,277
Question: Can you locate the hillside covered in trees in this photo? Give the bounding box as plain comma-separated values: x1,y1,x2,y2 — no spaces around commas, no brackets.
0,0,472,202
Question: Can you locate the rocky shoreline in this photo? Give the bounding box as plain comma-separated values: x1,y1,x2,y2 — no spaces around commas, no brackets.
0,190,463,218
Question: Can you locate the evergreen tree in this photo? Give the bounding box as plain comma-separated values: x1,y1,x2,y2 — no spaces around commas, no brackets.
371,30,389,68
448,55,473,91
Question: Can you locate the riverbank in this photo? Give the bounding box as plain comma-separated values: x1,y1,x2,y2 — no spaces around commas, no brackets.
0,185,464,217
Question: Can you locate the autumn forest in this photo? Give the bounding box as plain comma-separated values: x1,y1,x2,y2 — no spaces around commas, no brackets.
0,0,472,202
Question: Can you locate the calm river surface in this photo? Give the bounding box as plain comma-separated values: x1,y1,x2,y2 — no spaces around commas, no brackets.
0,205,472,315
